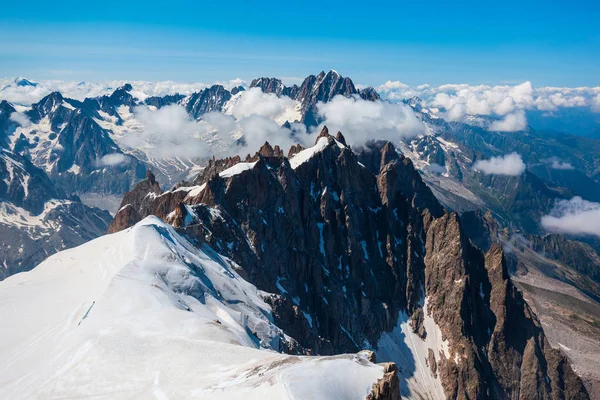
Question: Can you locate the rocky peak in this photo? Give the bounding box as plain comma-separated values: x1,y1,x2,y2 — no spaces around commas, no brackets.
193,154,242,185
249,77,285,95
27,92,65,123
294,71,360,126
315,125,331,143
146,169,157,184
185,84,232,119
107,169,163,234
335,131,347,146
108,84,136,107
0,101,16,149
380,142,399,167
359,86,381,101
230,85,245,96
246,70,381,126
255,141,284,158
143,93,185,109
287,143,304,158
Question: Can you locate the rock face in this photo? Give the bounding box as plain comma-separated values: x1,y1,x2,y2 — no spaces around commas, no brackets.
249,70,381,126
423,215,586,399
367,362,401,400
9,89,147,200
108,129,588,398
0,147,111,280
0,100,16,149
143,93,186,109
184,84,232,119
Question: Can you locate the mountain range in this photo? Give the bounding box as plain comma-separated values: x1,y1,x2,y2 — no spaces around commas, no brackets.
1,70,600,398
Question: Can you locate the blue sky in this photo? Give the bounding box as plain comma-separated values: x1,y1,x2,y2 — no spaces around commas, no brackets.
1,0,599,86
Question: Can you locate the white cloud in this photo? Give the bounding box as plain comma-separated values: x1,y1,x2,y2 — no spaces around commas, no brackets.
376,81,418,100
124,104,217,159
473,153,526,176
235,115,308,155
377,80,600,126
124,103,311,160
446,103,468,122
593,94,600,112
488,110,527,132
316,95,425,145
544,157,574,170
541,197,600,237
98,153,130,166
424,163,447,174
9,112,31,127
224,87,299,123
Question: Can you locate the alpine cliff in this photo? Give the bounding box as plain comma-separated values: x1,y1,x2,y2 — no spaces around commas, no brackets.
108,127,588,399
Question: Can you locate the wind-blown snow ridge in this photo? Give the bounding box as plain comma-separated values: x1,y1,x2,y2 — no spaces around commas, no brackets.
376,298,449,399
289,136,345,169
0,216,385,399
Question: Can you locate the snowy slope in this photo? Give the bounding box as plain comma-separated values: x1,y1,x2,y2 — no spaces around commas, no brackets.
376,299,450,399
0,216,385,399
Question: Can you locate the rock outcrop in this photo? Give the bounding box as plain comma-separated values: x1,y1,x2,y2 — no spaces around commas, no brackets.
367,362,401,400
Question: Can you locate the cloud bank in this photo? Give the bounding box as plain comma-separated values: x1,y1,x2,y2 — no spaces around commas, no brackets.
123,92,425,160
488,111,527,132
224,87,299,122
0,77,247,106
473,153,526,176
126,99,310,159
378,80,600,131
316,95,425,145
541,197,600,237
9,112,31,127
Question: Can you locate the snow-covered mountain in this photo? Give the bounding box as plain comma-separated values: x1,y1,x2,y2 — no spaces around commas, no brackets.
1,99,112,278
0,215,396,399
106,131,588,399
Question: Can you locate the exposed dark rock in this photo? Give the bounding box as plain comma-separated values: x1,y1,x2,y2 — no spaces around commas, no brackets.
0,100,16,149
143,93,185,109
335,131,347,146
0,148,111,280
230,86,245,96
185,85,232,119
366,362,401,400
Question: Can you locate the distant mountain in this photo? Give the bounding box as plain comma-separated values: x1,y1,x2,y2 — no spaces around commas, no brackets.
0,109,111,279
250,70,380,125
5,89,148,211
183,84,232,119
398,107,600,233
1,71,382,214
1,77,38,91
